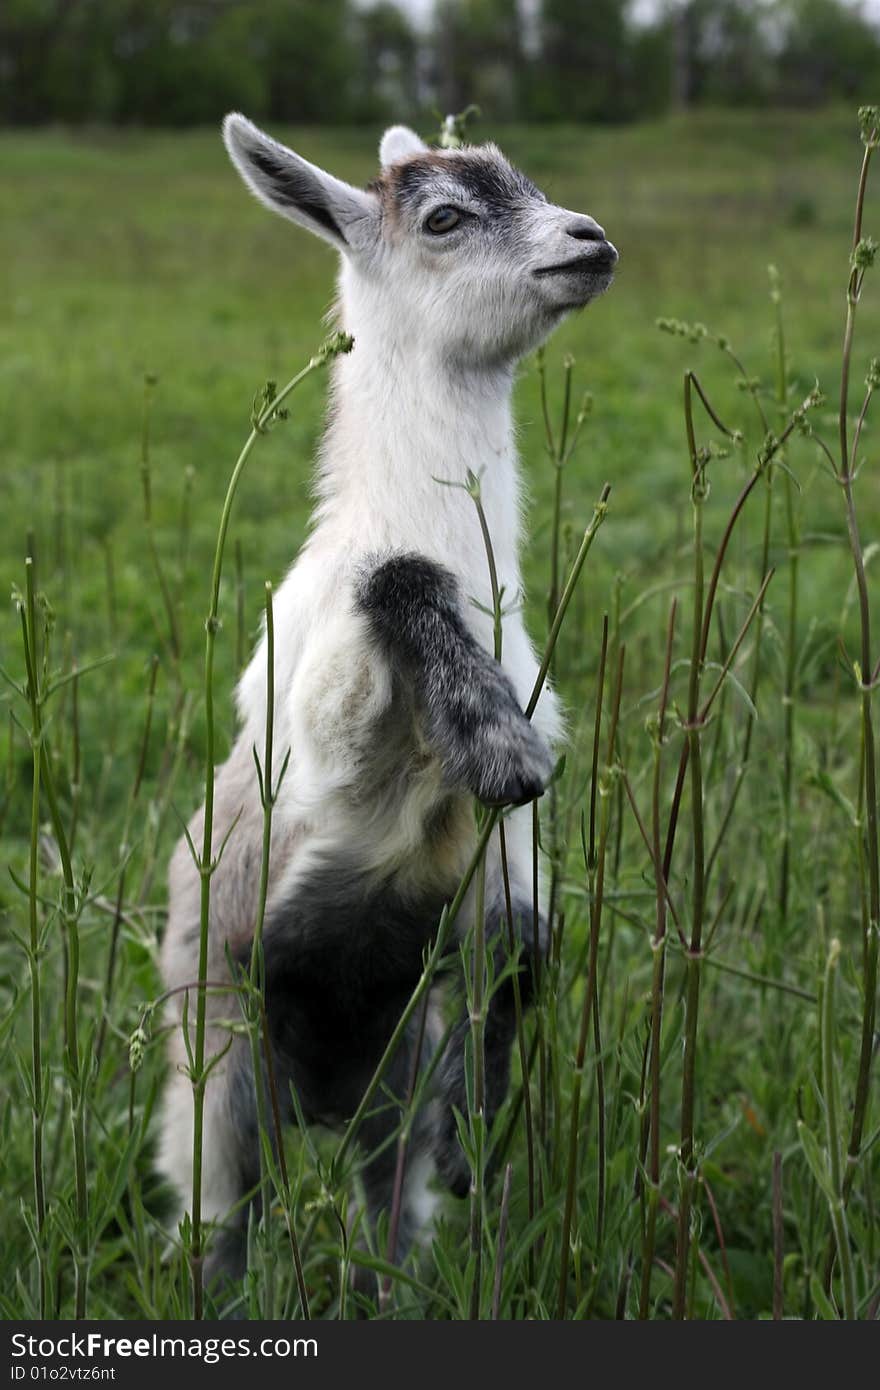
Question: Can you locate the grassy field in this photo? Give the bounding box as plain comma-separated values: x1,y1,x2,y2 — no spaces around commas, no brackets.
1,108,879,1320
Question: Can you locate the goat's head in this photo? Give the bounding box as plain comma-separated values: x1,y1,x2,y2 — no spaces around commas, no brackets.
223,115,617,367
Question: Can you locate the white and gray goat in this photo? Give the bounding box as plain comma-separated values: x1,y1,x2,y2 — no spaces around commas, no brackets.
158,116,617,1289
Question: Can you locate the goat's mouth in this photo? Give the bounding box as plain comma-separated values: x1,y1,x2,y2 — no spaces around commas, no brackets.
533,246,618,280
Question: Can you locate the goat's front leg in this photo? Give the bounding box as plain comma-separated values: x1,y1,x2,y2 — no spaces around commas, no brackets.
357,554,553,807
358,555,552,1192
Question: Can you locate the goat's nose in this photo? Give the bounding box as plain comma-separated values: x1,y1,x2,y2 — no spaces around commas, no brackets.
566,215,606,242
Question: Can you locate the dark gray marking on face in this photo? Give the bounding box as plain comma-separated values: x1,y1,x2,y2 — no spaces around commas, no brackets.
392,150,545,223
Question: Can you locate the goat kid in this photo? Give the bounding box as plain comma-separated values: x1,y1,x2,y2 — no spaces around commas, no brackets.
159,116,617,1293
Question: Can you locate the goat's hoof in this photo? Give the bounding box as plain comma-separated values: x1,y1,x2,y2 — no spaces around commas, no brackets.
465,717,554,808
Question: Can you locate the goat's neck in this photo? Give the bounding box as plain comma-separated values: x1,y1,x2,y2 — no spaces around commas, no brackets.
313,292,524,605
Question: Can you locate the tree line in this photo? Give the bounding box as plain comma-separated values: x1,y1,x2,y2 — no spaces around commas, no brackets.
2,0,879,128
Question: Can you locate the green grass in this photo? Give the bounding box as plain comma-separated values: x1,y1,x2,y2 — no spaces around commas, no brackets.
1,107,879,1320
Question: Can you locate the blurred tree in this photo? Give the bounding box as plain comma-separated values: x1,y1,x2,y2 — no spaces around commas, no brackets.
256,0,360,123
528,0,635,122
629,16,675,116
1,0,880,128
0,0,360,125
657,0,775,108
432,0,525,120
355,0,420,122
776,0,880,104
113,2,268,125
0,0,122,123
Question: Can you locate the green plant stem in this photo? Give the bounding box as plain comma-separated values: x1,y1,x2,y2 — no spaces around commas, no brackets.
140,375,181,664
491,1162,513,1320
821,940,856,1319
540,358,579,1171
381,990,430,1313
19,562,47,1317
234,538,246,674
591,974,606,1257
244,583,308,1317
773,1150,784,1320
189,355,324,1319
639,598,676,1319
705,466,772,888
587,617,610,1271
68,654,81,854
248,585,278,977
532,801,547,1161
523,475,610,1171
498,822,535,1288
38,737,89,1319
23,558,90,1319
96,653,159,1067
470,478,536,1297
663,391,811,882
837,133,880,1209
527,484,611,720
702,954,815,1002
556,645,624,1319
468,849,488,1320
774,274,799,924
672,377,708,1321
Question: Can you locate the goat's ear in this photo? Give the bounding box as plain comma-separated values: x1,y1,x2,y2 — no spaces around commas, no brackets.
223,113,377,252
379,125,427,169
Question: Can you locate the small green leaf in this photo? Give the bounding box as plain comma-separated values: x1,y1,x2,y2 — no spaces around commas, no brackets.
810,1271,839,1320
805,768,857,824
797,1120,835,1202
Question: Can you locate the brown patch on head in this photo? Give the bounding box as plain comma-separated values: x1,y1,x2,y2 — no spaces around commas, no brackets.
367,152,448,229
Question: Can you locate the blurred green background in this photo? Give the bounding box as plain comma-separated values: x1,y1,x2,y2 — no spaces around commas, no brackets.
3,1,880,126
3,7,880,752
2,1,880,1321
2,106,878,781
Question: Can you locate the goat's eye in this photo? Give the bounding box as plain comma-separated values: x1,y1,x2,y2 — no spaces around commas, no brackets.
425,206,461,235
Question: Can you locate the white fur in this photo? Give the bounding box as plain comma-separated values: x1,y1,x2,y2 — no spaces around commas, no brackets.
379,123,428,168
159,117,615,1250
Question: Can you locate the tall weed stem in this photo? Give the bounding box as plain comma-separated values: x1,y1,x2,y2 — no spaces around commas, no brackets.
556,644,623,1318
188,340,351,1317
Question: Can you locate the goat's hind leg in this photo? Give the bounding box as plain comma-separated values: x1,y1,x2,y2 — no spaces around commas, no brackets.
350,1012,441,1301
205,1041,269,1303
159,1030,263,1307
